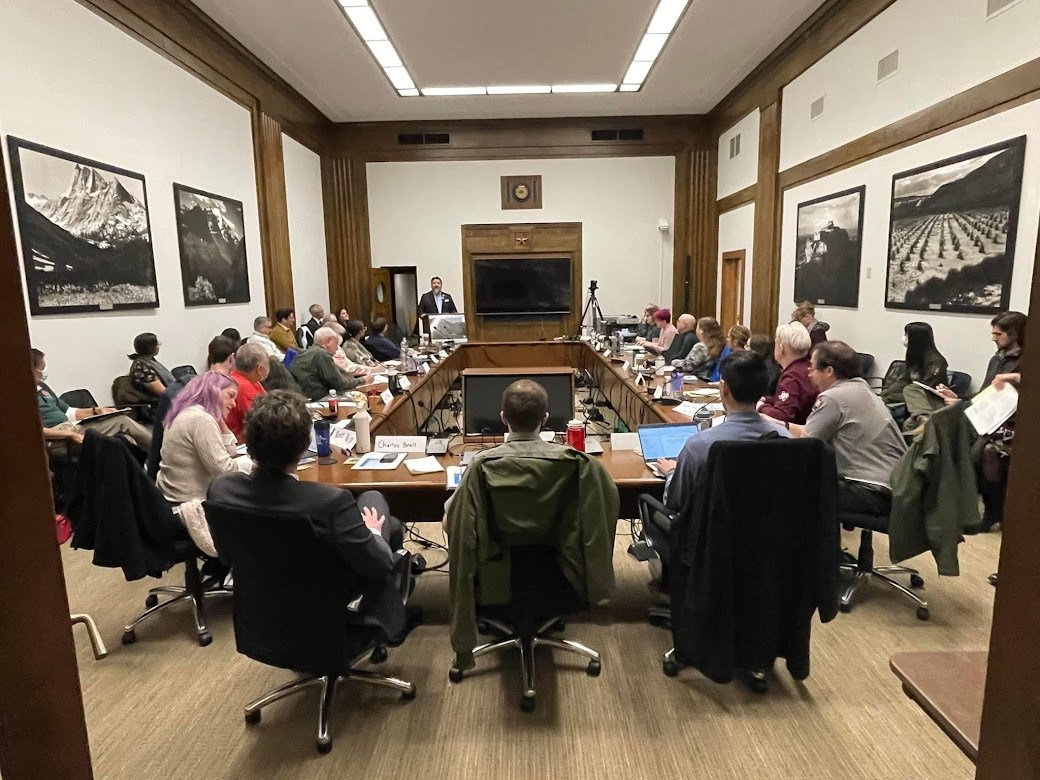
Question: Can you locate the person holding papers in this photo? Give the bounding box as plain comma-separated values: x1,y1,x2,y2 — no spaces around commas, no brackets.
883,322,948,430
32,348,153,456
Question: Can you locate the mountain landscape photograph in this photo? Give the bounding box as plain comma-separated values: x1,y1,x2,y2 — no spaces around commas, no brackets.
7,137,158,315
885,136,1026,314
173,184,249,306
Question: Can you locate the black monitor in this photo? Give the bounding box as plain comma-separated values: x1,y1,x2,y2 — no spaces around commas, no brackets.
462,369,574,435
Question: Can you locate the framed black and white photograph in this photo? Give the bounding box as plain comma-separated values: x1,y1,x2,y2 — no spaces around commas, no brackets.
7,137,158,315
173,183,250,306
885,136,1026,314
794,185,866,308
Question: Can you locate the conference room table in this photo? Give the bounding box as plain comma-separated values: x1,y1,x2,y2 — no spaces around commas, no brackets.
297,340,719,522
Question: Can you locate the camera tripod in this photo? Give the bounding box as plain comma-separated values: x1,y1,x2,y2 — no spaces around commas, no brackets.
579,280,604,336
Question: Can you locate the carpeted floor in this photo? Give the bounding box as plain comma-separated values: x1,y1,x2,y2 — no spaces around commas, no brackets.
62,523,996,779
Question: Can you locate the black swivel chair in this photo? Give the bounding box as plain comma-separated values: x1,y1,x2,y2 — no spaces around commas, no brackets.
866,359,906,394
447,458,606,713
60,388,98,409
66,429,231,646
204,503,416,754
856,353,875,379
171,364,198,384
946,370,972,399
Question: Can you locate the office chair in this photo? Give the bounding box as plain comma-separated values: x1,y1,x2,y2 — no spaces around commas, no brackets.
856,353,875,379
171,365,198,384
111,374,158,423
204,503,416,754
66,429,232,647
866,359,906,394
649,438,840,692
60,388,98,409
947,370,972,399
839,503,929,621
447,457,608,713
635,493,674,627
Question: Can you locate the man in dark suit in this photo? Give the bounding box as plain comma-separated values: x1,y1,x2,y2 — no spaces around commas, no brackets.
417,276,457,316
297,303,325,349
207,391,406,630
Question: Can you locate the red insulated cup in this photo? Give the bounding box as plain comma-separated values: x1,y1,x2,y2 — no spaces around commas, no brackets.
566,419,586,452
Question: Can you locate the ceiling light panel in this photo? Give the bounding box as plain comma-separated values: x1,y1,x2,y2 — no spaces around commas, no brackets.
647,0,690,35
338,0,368,7
551,84,618,94
421,86,488,96
398,88,420,97
633,33,668,62
623,61,653,85
344,6,386,40
365,39,402,68
383,67,414,90
619,84,640,92
486,85,553,95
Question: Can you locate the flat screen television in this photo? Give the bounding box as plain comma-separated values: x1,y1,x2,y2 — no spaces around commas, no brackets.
462,369,574,435
473,257,572,315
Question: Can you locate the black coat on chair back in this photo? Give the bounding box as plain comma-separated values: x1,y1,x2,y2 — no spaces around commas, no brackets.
669,437,840,683
67,429,181,581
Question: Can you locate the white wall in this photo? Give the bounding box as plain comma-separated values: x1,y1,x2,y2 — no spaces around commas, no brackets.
717,109,760,199
1,0,265,403
366,157,676,317
779,100,1040,386
717,204,756,324
283,134,330,316
781,0,1040,170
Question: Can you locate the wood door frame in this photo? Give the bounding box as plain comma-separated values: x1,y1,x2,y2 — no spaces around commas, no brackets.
719,249,747,328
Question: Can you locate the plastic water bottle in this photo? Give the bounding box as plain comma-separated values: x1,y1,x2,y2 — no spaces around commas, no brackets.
327,389,338,416
354,408,372,453
400,338,408,362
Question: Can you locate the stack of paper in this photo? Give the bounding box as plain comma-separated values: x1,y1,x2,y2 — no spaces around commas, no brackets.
404,456,444,475
965,384,1018,435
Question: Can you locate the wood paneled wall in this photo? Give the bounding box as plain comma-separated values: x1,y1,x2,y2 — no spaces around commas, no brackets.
322,157,372,322
252,112,296,314
749,101,782,333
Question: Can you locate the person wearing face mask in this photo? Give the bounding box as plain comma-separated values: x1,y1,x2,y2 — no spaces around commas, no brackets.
156,372,240,507
31,347,153,456
225,343,271,443
883,322,948,429
247,316,285,360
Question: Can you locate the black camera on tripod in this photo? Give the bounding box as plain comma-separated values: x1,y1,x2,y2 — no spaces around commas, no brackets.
588,280,598,294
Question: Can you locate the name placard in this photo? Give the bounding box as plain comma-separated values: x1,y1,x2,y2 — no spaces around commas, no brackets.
653,385,664,400
603,349,611,358
438,349,449,359
418,361,429,374
430,354,440,364
374,435,427,453
380,389,395,406
622,361,630,373
399,376,412,390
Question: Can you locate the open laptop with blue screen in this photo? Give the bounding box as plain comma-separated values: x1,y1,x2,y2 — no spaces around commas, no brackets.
637,422,700,474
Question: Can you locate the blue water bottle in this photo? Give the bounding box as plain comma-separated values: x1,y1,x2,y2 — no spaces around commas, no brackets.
668,369,683,398
314,419,331,457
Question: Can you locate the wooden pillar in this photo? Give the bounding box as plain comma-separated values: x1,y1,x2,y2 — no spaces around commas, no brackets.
0,143,94,779
976,212,1040,778
251,109,296,315
673,147,718,320
750,99,782,333
322,155,372,323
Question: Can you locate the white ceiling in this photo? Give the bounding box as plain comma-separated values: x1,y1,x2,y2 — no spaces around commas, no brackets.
190,0,828,122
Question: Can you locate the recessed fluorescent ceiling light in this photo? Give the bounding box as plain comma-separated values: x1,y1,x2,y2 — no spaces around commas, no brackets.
383,67,414,90
345,6,386,40
421,86,488,96
633,33,668,62
623,61,653,85
551,84,618,93
398,88,420,97
487,85,552,95
619,84,640,92
338,0,368,7
647,0,689,35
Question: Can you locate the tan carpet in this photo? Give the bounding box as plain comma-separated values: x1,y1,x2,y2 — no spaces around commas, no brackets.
63,523,995,780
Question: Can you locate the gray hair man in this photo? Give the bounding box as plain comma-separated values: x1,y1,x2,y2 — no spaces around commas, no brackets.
289,326,362,401
248,315,284,359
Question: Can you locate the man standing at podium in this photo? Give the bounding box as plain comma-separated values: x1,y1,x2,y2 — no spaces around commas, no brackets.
418,276,457,316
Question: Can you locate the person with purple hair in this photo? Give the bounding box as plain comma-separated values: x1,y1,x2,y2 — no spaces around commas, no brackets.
156,371,240,506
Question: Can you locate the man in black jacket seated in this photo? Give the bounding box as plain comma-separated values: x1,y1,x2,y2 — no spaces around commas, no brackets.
207,391,406,624
645,313,698,363
363,317,401,363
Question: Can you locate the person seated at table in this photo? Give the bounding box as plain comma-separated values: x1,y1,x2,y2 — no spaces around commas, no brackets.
221,328,242,349
270,307,300,353
341,320,387,371
32,348,153,457
636,309,677,354
792,301,830,346
636,304,660,340
327,321,378,380
768,341,906,518
129,332,175,398
206,335,237,374
156,372,240,506
363,317,402,363
658,351,787,514
747,333,781,395
757,322,818,425
226,343,269,443
883,322,948,429
290,326,363,401
247,316,285,360
673,317,726,380
727,324,751,351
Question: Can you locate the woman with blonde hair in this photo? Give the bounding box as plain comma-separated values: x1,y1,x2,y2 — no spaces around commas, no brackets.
673,317,727,380
727,324,751,351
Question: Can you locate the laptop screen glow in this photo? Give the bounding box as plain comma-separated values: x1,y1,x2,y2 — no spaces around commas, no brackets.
636,423,700,462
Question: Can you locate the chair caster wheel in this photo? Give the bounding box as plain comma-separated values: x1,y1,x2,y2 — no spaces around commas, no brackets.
145,594,159,608
370,645,388,664
663,659,680,678
839,602,852,613
916,607,930,621
121,629,137,645
197,631,212,647
586,660,601,677
549,619,567,633
520,695,536,713
749,674,767,694
244,710,261,725
476,620,493,636
448,667,463,683
401,684,417,701
910,574,925,589
316,738,332,755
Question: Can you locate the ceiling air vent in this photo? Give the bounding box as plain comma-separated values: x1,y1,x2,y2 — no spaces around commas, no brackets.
987,0,1023,19
397,133,424,145
877,50,899,82
617,128,644,141
591,129,619,141
423,133,450,144
728,134,741,159
397,132,451,145
810,96,825,121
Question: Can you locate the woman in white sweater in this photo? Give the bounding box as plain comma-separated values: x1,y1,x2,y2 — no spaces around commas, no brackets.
157,371,240,505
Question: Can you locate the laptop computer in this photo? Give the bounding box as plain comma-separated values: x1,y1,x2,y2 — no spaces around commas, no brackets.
636,421,701,477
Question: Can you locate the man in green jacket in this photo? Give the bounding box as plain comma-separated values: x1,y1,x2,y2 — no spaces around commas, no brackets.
446,379,619,671
288,327,362,401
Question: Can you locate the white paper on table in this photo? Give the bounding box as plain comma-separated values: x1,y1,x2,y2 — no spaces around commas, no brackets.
404,456,445,475
330,427,357,452
704,403,725,412
965,384,1018,435
689,388,719,397
610,432,642,453
384,360,401,367
370,375,388,384
672,401,699,418
351,452,406,470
